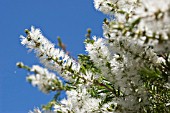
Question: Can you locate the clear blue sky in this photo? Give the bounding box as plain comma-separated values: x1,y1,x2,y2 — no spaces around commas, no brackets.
0,0,106,113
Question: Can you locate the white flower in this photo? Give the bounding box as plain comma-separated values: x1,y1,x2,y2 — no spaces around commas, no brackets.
135,0,170,36
94,0,114,15
54,86,101,113
29,108,42,113
29,108,55,113
94,0,140,16
27,65,62,93
20,26,82,81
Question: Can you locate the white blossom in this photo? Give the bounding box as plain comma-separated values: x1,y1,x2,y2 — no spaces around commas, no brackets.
29,108,42,113
29,108,54,113
54,86,101,113
94,0,140,16
27,65,63,93
20,26,81,81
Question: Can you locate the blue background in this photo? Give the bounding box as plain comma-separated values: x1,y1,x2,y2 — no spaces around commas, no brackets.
0,0,106,113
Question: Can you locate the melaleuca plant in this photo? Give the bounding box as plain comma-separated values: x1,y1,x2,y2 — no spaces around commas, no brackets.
17,0,170,113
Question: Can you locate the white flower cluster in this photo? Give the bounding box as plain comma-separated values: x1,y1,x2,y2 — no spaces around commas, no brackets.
91,0,170,112
137,0,170,33
86,36,161,111
27,65,63,93
53,86,101,113
86,36,114,81
30,86,116,113
94,0,139,15
95,0,170,53
18,0,170,113
29,108,53,113
20,27,80,81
